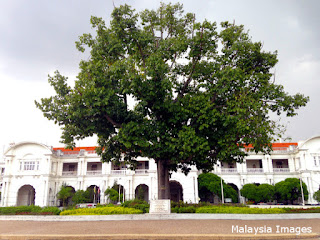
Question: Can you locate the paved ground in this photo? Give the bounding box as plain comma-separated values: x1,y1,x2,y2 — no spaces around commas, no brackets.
1,218,320,240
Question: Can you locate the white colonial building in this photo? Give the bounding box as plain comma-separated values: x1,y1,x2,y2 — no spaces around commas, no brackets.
0,136,320,207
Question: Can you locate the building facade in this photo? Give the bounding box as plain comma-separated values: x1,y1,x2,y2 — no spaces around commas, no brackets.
0,136,320,207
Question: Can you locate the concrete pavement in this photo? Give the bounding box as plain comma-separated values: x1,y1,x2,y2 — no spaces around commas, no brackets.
1,215,320,240
1,213,320,221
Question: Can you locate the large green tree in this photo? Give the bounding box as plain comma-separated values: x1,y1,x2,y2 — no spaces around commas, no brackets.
35,3,308,199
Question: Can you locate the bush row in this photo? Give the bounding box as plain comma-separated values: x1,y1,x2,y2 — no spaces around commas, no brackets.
60,206,143,215
196,206,286,214
1,204,319,215
0,206,61,215
283,207,320,213
121,199,149,213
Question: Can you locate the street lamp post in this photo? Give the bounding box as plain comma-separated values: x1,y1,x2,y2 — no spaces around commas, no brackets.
221,175,224,204
299,177,305,206
218,163,224,204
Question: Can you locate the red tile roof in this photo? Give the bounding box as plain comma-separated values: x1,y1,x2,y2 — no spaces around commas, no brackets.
53,146,97,152
53,143,298,152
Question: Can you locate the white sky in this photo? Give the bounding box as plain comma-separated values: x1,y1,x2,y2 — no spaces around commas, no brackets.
1,0,319,156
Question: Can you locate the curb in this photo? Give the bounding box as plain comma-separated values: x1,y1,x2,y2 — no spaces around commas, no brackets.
1,233,320,240
1,213,320,221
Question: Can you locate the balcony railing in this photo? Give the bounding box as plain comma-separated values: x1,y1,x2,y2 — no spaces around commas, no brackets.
110,170,126,175
86,170,102,175
247,168,264,173
135,169,148,175
244,146,296,153
273,168,290,173
221,168,238,173
62,171,77,176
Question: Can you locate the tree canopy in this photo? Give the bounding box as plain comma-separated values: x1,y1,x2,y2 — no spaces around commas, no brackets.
314,190,320,203
240,183,258,202
198,173,238,203
240,183,274,203
72,190,90,204
274,178,308,204
35,3,308,199
57,185,74,207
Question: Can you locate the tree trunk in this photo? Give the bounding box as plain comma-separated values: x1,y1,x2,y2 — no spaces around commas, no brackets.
157,160,170,199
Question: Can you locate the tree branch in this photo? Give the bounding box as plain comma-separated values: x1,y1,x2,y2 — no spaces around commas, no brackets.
174,26,204,102
105,113,122,128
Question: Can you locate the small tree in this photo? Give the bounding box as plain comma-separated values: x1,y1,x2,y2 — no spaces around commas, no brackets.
72,190,90,204
198,173,238,203
313,190,320,203
57,185,74,207
275,178,308,204
240,184,258,202
105,187,119,203
136,186,145,201
256,184,275,203
105,183,124,203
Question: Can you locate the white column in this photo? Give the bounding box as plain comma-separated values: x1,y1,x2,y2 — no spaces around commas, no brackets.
193,176,199,203
1,181,7,206
268,156,273,173
43,180,49,206
288,156,295,173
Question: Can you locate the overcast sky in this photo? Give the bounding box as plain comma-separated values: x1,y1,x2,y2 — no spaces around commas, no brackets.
1,0,319,155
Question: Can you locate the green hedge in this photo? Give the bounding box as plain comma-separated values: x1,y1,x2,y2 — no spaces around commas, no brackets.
283,207,320,213
60,206,143,215
196,206,286,214
172,206,196,213
121,199,149,213
0,206,61,215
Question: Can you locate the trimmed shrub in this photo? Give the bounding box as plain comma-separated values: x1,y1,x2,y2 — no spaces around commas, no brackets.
40,206,61,215
0,206,60,215
60,206,143,215
176,206,196,213
196,206,286,214
283,207,320,213
121,199,149,213
198,173,239,203
314,190,320,203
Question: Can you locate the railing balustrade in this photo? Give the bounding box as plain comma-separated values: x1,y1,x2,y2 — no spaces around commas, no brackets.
135,169,148,175
110,170,126,175
247,168,264,173
86,170,102,175
221,168,238,173
62,171,77,176
273,168,290,172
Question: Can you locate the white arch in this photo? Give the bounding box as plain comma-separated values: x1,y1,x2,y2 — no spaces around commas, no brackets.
299,135,320,149
16,184,36,206
4,141,53,155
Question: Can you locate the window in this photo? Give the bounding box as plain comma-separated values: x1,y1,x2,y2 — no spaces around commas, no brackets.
91,164,97,171
20,155,40,171
20,161,39,171
314,157,317,166
69,165,75,172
